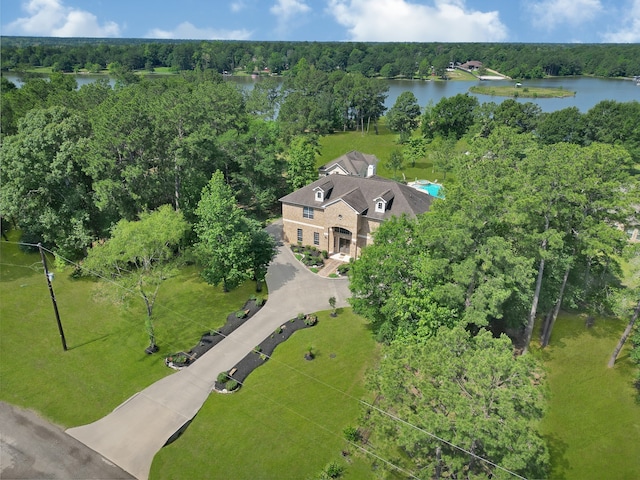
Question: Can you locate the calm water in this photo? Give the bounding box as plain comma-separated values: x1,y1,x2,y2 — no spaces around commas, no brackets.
4,72,638,113
228,74,639,113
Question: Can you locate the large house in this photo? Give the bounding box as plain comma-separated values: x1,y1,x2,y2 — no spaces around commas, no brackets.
279,174,435,259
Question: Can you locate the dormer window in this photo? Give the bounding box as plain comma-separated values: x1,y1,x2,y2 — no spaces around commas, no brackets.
374,190,393,213
315,190,323,201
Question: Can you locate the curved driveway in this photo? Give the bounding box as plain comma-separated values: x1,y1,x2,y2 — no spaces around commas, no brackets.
66,221,351,480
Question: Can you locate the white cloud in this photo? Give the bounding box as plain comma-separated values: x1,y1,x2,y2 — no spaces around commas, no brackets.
269,0,312,35
230,1,246,13
326,0,507,42
145,22,252,40
528,0,603,30
4,0,121,37
600,0,640,42
270,0,311,19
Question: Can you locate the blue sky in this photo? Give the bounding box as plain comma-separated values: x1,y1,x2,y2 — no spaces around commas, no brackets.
2,0,639,43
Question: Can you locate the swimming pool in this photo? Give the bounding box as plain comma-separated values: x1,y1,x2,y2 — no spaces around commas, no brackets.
409,180,444,198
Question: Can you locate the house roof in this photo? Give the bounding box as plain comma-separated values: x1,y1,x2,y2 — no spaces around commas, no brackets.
280,175,435,221
318,150,379,177
459,60,483,69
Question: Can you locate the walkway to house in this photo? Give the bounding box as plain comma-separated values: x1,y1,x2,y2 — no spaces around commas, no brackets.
66,221,351,480
316,252,350,278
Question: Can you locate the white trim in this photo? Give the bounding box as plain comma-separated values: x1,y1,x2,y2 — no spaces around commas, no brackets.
357,234,372,240
283,219,325,230
325,163,349,175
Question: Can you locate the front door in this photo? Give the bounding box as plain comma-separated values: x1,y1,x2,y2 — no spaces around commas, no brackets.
339,237,350,254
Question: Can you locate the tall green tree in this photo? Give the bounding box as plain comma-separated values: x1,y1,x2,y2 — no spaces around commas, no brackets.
83,205,188,351
422,93,478,140
246,219,278,292
194,171,253,292
366,326,549,479
386,91,421,143
286,135,319,191
220,119,285,215
0,106,95,257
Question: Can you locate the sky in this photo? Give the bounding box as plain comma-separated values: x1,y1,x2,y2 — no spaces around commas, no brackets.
2,0,639,43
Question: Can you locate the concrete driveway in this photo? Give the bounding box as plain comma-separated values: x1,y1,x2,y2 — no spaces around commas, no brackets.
66,221,351,479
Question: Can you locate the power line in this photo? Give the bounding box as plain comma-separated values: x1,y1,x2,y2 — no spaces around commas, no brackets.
21,243,422,477
7,240,528,479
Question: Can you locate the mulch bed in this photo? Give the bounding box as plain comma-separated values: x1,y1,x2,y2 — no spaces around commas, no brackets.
165,298,264,369
214,315,318,393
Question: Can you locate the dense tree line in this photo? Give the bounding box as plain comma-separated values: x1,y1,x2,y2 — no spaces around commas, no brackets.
2,37,639,79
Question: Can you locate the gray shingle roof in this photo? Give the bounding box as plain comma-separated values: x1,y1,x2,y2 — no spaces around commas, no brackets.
318,150,379,177
280,175,435,220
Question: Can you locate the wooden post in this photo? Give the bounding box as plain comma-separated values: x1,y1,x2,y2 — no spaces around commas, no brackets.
38,243,67,351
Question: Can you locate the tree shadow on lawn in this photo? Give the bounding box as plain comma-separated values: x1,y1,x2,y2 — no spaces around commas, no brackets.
543,433,570,480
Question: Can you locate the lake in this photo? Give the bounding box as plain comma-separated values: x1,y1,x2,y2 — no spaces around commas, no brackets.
227,74,639,113
4,72,638,113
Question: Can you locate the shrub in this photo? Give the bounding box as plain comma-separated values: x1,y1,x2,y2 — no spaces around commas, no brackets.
217,372,229,384
275,326,282,334
343,426,361,442
255,296,265,307
324,462,344,479
226,380,239,391
337,263,350,275
254,345,262,353
297,312,305,321
322,250,329,259
305,314,318,326
235,310,248,319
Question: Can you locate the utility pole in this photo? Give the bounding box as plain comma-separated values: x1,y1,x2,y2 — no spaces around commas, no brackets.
38,243,67,351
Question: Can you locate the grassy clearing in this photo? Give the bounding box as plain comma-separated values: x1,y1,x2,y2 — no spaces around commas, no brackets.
0,231,256,427
150,310,379,480
470,85,576,98
317,123,446,184
532,314,640,480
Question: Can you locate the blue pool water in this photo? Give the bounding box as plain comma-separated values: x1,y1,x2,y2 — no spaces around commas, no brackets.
416,183,443,198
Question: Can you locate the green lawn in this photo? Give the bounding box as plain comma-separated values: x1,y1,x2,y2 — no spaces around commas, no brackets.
317,124,446,184
150,309,379,480
532,314,640,480
0,232,256,427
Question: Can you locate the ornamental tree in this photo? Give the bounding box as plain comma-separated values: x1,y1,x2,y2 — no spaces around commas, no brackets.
83,205,188,351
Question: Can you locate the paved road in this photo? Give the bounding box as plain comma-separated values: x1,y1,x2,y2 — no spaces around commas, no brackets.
0,401,134,480
66,221,351,479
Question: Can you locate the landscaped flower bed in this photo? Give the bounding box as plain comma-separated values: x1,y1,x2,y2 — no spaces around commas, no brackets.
214,313,319,393
290,244,326,269
165,296,265,370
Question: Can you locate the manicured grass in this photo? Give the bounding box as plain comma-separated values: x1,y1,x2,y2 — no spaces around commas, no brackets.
317,124,446,184
150,310,379,480
531,314,640,480
0,232,256,427
469,85,576,98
